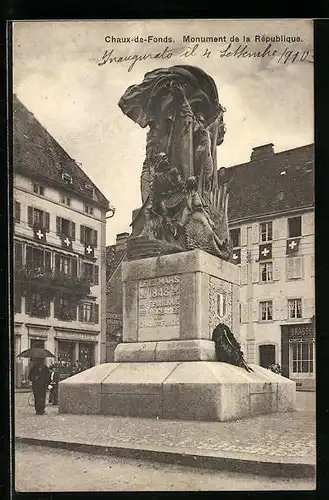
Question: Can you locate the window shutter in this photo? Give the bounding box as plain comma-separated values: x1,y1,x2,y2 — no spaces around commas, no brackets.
273,260,281,281
307,255,315,278
71,221,76,241
286,257,294,280
55,254,60,273
241,303,249,323
294,256,303,279
92,229,98,247
252,302,258,322
94,304,99,324
80,225,85,244
302,212,314,236
78,303,83,322
45,251,51,271
45,212,50,232
241,226,248,246
15,201,21,222
72,258,77,278
252,263,259,283
25,294,32,314
94,265,99,285
26,245,33,266
240,264,248,285
273,218,286,240
14,242,23,267
276,298,288,321
27,206,33,227
252,223,259,244
56,217,61,236
303,297,315,319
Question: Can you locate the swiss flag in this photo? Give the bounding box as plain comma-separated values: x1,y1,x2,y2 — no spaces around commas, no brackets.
232,248,241,264
33,226,46,242
85,244,94,259
62,235,73,250
259,243,272,261
286,238,300,254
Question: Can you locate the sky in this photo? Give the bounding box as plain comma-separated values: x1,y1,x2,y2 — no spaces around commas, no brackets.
13,20,314,245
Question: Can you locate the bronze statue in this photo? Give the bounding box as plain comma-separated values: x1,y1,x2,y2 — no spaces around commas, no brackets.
118,65,233,261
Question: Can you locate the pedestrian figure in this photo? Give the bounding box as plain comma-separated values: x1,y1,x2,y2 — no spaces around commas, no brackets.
28,358,51,415
49,363,60,405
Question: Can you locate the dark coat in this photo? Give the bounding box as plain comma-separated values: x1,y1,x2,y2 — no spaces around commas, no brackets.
28,363,51,389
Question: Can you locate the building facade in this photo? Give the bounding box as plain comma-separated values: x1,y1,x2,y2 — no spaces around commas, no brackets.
13,96,113,387
105,143,315,390
228,143,315,391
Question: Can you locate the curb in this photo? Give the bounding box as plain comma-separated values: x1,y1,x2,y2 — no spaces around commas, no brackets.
15,436,315,478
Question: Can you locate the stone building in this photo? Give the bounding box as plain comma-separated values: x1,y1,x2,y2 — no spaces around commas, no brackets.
106,142,315,390
228,143,315,391
13,95,113,387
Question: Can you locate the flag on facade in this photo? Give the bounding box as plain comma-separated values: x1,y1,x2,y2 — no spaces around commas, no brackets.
259,243,272,260
286,238,300,254
232,248,241,264
33,226,46,242
61,234,73,250
84,244,94,259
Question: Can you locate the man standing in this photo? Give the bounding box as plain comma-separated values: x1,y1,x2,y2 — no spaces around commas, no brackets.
49,363,60,405
28,358,51,415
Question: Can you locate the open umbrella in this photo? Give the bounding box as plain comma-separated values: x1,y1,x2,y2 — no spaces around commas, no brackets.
17,347,55,359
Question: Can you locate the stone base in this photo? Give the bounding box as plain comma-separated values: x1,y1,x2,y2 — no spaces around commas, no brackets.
59,362,296,422
114,340,216,362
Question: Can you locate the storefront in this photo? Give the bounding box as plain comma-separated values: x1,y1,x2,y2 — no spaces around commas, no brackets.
281,322,315,391
55,329,98,375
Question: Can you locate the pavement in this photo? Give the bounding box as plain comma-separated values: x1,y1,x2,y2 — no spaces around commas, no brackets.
14,391,316,479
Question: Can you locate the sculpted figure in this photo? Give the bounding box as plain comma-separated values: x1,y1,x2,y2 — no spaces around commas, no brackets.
118,65,232,261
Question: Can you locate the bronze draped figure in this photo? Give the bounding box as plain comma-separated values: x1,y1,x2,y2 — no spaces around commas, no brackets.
118,65,233,261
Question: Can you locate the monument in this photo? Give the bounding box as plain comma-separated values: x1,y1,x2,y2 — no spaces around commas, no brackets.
59,65,296,421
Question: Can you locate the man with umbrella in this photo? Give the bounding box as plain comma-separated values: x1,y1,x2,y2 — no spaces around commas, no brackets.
18,347,53,415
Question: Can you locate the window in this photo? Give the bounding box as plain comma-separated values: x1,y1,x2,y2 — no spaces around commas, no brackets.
79,302,99,323
14,241,23,268
56,217,75,239
291,341,314,374
287,256,303,279
84,184,94,197
260,262,273,282
15,289,22,313
60,195,71,206
33,184,45,196
14,201,21,223
26,245,51,271
84,204,94,215
260,221,273,242
259,301,273,321
27,207,50,231
83,262,99,285
25,292,51,318
229,228,240,248
288,216,301,238
54,254,77,277
80,225,98,247
54,294,77,321
62,173,73,184
288,298,302,319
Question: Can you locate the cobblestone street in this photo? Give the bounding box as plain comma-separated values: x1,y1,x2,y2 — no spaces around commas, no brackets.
15,443,315,492
15,391,316,462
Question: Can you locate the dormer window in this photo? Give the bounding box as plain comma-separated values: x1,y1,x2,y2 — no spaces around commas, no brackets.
62,173,73,184
33,183,45,196
84,183,94,197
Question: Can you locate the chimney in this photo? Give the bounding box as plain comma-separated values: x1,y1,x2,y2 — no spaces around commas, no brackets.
250,143,275,161
116,232,129,251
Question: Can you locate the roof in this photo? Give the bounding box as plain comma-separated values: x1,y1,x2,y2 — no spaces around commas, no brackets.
225,143,314,222
13,94,110,209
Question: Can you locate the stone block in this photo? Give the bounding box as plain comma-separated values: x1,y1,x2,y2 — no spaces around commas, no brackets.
114,342,157,362
101,393,162,418
155,340,216,362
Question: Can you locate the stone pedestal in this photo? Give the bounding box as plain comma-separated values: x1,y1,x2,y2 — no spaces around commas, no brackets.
116,249,240,361
59,250,296,421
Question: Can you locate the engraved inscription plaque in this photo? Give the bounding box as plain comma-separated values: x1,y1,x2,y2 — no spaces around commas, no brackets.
138,275,181,341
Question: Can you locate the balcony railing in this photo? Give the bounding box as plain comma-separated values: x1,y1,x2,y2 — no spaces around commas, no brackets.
15,266,91,297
